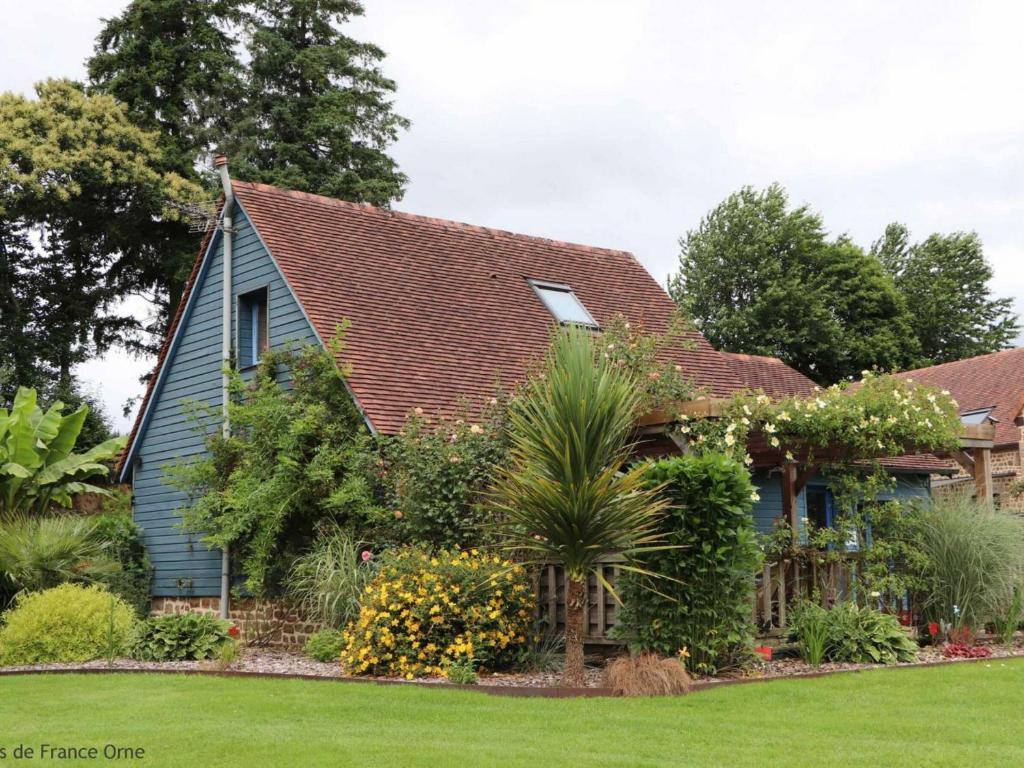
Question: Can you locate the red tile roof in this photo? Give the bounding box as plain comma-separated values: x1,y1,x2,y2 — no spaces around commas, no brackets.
894,348,1024,449
721,352,818,397
232,182,762,434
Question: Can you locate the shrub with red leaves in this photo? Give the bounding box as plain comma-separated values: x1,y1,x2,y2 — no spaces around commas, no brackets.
942,643,991,659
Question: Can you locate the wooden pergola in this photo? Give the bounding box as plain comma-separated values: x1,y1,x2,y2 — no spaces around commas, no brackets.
637,400,996,633
637,398,998,526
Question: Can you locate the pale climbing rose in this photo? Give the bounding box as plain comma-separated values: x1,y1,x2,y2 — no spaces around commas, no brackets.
764,423,776,434
750,491,760,502
769,436,780,447
674,365,683,372
724,433,735,446
414,407,424,416
469,424,483,434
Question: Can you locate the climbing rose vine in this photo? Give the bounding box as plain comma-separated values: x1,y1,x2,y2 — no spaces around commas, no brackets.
680,371,962,464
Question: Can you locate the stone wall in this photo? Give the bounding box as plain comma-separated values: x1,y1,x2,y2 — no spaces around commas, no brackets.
931,444,1024,512
150,597,321,649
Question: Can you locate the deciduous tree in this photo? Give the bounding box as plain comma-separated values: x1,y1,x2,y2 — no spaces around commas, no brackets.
872,223,1018,365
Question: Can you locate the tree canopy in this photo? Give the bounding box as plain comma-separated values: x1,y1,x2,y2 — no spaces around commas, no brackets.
872,223,1018,365
669,185,918,384
671,184,1015,383
0,79,200,403
227,0,409,205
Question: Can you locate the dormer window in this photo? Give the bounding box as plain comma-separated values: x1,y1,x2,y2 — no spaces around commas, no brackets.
238,287,269,368
529,280,598,329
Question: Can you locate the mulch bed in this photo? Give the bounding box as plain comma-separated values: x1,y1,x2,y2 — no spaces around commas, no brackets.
1,639,1021,694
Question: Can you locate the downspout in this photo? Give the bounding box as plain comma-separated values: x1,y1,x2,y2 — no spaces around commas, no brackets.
215,154,234,621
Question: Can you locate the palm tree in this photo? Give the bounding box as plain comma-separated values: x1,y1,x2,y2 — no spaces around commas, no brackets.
491,327,668,687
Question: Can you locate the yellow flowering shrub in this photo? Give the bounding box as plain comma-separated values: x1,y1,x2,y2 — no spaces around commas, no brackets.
341,548,533,679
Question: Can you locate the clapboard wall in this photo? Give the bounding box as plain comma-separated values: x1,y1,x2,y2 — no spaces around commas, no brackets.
129,205,319,596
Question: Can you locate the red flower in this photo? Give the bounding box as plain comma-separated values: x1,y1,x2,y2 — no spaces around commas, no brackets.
228,625,239,638
928,622,940,637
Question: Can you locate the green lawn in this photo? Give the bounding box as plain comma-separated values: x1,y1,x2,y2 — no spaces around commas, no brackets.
2,661,1022,767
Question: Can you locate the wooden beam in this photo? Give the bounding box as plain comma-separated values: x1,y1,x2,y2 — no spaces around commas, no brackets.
973,447,993,506
951,450,975,474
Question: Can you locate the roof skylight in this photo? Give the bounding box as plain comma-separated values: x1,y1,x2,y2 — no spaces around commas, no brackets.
530,281,598,329
960,407,997,425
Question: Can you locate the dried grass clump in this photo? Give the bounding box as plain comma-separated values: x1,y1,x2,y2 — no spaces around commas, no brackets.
603,653,692,697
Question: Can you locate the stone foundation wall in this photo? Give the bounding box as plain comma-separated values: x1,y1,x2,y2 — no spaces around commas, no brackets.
150,597,321,649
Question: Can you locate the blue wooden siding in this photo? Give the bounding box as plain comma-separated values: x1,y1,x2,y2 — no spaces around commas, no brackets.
131,207,319,597
749,470,931,536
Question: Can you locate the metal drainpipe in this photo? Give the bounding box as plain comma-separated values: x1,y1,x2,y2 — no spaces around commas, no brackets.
215,154,234,621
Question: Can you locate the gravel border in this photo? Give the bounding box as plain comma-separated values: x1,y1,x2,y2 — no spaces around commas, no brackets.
1,642,1021,697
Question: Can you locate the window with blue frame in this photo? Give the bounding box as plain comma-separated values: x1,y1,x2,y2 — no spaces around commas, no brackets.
237,287,269,368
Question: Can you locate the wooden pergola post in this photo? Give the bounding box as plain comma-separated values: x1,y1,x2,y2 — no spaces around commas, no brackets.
973,447,993,506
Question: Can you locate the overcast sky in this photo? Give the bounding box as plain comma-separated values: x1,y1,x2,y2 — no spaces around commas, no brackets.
3,1,1023,432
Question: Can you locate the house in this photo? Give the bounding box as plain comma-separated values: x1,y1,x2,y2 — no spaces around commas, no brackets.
894,348,1024,510
117,167,942,615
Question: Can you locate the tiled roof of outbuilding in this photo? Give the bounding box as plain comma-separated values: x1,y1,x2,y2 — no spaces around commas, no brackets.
894,348,1024,449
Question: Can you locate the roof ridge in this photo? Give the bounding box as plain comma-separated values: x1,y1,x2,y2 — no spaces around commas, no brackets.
233,180,637,260
898,346,1024,376
722,351,784,362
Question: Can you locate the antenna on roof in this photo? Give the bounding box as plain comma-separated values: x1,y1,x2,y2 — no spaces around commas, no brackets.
167,199,221,234
165,154,235,234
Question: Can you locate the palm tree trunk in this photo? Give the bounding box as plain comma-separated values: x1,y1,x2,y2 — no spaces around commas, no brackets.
563,576,586,687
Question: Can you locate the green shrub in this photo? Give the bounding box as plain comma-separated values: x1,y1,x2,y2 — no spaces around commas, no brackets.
790,602,917,665
382,405,508,549
168,334,383,597
614,453,763,675
92,507,153,617
0,583,136,665
303,628,345,663
913,498,1024,629
286,526,375,628
131,612,232,661
341,548,533,679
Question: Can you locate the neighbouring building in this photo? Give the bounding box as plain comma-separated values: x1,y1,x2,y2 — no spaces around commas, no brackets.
895,348,1024,511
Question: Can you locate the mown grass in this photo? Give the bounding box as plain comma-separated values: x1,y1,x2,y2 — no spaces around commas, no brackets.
2,660,1023,767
